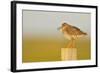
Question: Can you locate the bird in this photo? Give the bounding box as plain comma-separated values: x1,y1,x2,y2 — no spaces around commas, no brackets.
57,22,87,48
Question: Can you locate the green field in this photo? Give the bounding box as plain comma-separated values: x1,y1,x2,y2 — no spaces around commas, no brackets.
22,37,91,63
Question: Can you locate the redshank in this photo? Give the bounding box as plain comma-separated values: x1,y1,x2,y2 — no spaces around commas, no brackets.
58,23,87,48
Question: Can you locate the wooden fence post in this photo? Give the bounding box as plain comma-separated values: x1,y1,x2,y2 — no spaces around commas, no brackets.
61,48,77,61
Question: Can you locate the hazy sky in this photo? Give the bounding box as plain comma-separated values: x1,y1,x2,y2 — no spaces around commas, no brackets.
23,10,91,38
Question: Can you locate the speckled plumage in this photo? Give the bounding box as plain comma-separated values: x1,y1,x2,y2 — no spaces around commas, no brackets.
59,23,87,40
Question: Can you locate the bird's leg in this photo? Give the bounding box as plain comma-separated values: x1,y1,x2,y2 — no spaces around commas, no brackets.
71,39,75,48
67,40,72,48
70,39,74,48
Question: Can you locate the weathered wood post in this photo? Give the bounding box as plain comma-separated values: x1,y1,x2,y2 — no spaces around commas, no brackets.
61,48,77,61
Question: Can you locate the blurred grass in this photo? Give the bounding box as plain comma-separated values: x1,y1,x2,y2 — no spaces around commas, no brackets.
22,37,91,63
76,37,91,60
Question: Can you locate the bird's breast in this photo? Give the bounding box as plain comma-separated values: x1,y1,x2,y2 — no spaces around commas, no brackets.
63,32,72,40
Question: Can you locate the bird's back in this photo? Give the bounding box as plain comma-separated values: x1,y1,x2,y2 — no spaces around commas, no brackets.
61,23,87,39
63,24,87,35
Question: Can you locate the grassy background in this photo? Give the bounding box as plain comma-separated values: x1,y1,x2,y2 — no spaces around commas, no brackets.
22,37,91,63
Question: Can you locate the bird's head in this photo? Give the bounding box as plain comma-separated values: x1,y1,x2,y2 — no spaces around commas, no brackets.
57,22,69,31
62,23,71,27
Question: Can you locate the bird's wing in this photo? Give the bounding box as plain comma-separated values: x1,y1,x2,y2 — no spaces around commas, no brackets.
72,26,80,31
71,26,84,35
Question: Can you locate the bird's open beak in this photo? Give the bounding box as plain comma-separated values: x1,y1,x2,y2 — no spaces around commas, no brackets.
57,27,61,30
